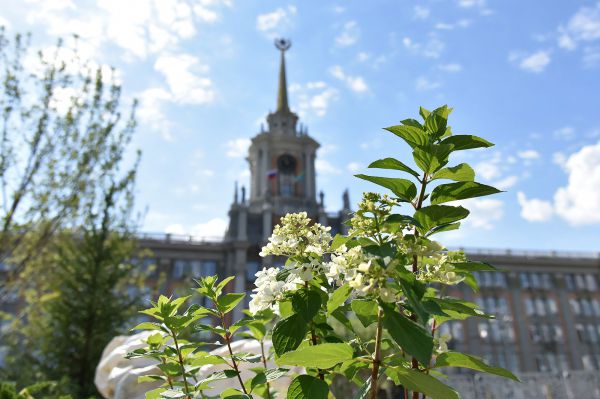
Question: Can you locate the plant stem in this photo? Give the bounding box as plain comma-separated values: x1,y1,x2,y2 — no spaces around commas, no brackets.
161,357,174,389
304,282,324,380
171,331,191,398
369,306,384,399
410,173,429,399
220,313,249,395
260,339,272,399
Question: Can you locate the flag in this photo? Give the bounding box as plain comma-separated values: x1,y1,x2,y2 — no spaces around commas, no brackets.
267,169,278,179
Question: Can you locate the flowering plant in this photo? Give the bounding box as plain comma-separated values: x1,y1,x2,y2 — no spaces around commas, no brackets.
129,106,518,399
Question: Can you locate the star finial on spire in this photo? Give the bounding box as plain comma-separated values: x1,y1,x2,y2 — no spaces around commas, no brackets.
274,38,291,112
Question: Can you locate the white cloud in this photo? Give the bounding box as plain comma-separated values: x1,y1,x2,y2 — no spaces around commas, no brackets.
347,162,363,173
413,6,430,20
0,15,11,28
329,65,369,93
438,63,463,72
166,217,228,239
256,5,297,37
583,46,600,68
226,138,251,158
290,81,339,118
558,3,600,50
357,52,370,62
475,158,501,180
553,152,567,169
554,140,600,225
336,21,359,47
415,76,441,91
518,150,540,160
509,50,551,73
403,34,445,59
316,159,341,175
457,0,485,9
154,53,215,104
457,198,504,230
554,126,576,140
435,19,471,30
493,175,518,190
138,87,174,141
517,192,554,222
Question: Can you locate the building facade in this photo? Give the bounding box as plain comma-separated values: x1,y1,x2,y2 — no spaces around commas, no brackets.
134,41,600,377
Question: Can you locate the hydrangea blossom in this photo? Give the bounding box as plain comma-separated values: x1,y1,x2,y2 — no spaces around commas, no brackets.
248,267,301,314
259,212,332,257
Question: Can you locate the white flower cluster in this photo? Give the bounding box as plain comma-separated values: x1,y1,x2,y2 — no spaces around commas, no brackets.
408,243,466,285
325,245,395,301
248,267,301,315
259,212,332,257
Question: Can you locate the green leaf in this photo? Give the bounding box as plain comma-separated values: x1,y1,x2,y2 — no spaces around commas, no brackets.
276,343,354,369
382,304,433,365
385,214,422,228
384,125,428,148
451,261,497,272
424,108,448,138
272,314,308,356
430,182,502,205
432,163,475,182
195,370,239,390
145,388,166,399
368,158,421,179
287,375,329,399
327,284,352,315
427,222,460,236
217,293,245,314
413,205,470,235
400,118,423,129
354,174,417,202
428,297,491,324
160,389,187,399
435,351,520,381
351,299,379,327
398,279,429,326
292,290,322,322
419,106,430,120
441,135,494,151
131,322,163,331
352,376,372,399
412,145,452,174
385,367,459,399
330,234,350,250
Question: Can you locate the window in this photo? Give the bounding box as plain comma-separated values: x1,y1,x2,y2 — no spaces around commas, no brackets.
494,272,507,288
575,274,586,290
535,298,546,316
246,260,260,281
582,355,596,371
531,273,541,288
586,274,598,291
173,260,187,279
575,324,585,342
478,323,489,340
451,322,464,342
592,300,600,317
524,298,535,316
190,260,202,276
547,298,558,314
541,273,553,289
553,325,563,342
581,299,592,317
519,273,530,288
570,299,581,315
587,324,598,343
565,274,575,291
202,260,217,276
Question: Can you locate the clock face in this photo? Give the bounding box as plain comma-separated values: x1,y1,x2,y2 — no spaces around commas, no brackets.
277,154,296,173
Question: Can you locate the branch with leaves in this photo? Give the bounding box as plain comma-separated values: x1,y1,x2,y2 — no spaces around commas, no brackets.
131,105,520,399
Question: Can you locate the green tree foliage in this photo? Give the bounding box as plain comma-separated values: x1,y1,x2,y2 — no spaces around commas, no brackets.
132,105,518,399
0,29,144,397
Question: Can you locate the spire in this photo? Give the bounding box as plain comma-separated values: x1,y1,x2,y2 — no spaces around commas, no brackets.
274,38,291,113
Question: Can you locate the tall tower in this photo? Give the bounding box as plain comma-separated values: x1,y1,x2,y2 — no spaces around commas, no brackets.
225,40,350,317
246,39,320,217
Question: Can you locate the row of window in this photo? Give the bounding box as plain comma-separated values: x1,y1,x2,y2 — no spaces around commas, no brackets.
524,297,558,317
473,272,507,288
529,324,563,344
478,321,516,343
535,353,569,372
437,321,464,342
582,354,600,371
519,272,554,290
475,296,510,318
575,323,600,344
172,260,217,279
565,273,598,292
570,298,600,317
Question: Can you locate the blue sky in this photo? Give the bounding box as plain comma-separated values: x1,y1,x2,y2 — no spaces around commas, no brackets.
2,0,600,251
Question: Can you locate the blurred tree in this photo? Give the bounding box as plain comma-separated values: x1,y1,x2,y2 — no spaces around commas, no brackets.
0,28,147,397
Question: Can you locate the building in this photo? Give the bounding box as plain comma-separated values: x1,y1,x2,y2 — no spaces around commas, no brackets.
136,40,600,379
